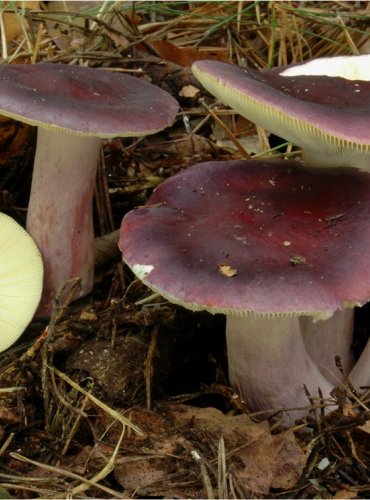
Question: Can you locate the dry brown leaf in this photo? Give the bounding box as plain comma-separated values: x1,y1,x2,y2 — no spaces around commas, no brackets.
270,430,307,489
357,422,370,437
114,459,167,490
112,404,263,497
2,1,39,44
234,426,305,496
97,404,306,498
0,397,25,427
169,404,256,447
232,422,276,497
334,489,358,499
150,39,228,67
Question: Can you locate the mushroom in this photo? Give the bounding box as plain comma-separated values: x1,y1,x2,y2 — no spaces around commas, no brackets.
0,63,178,315
192,54,370,384
119,159,370,423
191,55,370,170
0,212,43,351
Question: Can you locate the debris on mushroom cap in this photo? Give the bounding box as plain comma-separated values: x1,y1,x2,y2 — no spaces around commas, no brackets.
192,57,370,169
0,213,43,351
120,159,370,318
0,63,179,137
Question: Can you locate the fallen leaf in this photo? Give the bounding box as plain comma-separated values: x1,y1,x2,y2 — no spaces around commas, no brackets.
233,427,305,496
270,430,307,489
334,489,358,499
114,459,168,490
150,39,228,67
357,419,370,435
216,135,261,155
98,403,307,499
0,399,23,426
232,422,275,497
2,2,39,44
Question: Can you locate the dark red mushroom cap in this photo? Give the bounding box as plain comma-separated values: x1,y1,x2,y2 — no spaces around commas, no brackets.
192,56,370,169
0,63,178,137
120,159,370,319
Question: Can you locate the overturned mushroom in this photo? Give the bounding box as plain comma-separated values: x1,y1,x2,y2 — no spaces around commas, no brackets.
0,212,43,350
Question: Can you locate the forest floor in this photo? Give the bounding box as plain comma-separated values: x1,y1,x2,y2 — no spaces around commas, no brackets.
0,1,369,498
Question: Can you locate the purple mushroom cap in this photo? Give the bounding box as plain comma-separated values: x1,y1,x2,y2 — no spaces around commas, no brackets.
120,159,370,317
192,56,370,170
0,63,178,137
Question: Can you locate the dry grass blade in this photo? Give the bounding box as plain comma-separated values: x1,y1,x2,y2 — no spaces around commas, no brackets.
191,449,214,499
9,450,129,499
41,277,82,429
218,435,227,499
51,365,143,436
5,364,144,498
199,98,251,159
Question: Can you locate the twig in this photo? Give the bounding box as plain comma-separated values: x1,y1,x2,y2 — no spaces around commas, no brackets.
41,277,81,429
51,366,143,436
145,327,158,410
199,98,251,159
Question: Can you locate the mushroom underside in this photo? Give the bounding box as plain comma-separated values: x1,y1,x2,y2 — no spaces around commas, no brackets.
191,58,370,171
0,212,43,350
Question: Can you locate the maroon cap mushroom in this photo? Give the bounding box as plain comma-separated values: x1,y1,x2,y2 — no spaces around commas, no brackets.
192,55,370,170
119,159,370,423
0,63,178,315
192,54,370,386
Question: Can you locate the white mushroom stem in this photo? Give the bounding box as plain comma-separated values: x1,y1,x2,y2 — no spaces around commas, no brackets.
348,340,370,390
26,127,101,316
226,315,335,424
300,309,355,385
